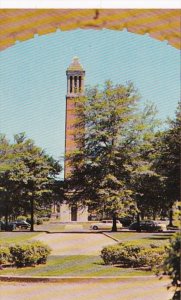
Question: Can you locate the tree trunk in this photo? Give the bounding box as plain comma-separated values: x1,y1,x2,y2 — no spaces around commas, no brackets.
112,214,117,232
5,204,9,231
136,212,141,232
153,212,156,220
141,212,144,220
168,208,173,227
30,197,34,232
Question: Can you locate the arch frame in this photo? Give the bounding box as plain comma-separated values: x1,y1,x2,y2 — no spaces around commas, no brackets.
0,9,180,51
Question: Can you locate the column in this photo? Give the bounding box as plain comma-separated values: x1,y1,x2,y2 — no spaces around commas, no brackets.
81,76,84,93
74,76,77,93
79,76,81,92
72,76,75,94
67,76,70,95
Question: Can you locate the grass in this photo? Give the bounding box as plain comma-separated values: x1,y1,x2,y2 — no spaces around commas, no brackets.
0,255,153,277
35,222,95,231
34,223,66,232
0,232,40,244
106,232,173,247
0,230,172,277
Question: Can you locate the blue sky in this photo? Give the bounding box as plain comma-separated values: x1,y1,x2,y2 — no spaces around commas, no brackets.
0,29,180,173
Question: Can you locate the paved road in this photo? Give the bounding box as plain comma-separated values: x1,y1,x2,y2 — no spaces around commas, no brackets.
0,278,173,300
32,232,117,255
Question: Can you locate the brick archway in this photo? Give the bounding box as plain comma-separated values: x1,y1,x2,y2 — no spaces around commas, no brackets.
0,9,180,51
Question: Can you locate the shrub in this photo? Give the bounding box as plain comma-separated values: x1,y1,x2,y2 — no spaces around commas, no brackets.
36,219,43,225
0,246,11,265
101,245,125,265
101,243,144,267
36,210,51,219
10,243,39,267
136,248,166,269
26,217,37,225
33,241,51,264
101,242,165,269
10,241,51,267
42,217,50,222
163,233,181,300
17,216,27,221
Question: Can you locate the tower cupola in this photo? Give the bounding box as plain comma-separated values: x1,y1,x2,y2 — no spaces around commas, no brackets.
66,57,85,97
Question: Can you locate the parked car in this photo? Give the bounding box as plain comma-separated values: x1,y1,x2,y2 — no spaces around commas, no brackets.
0,220,16,231
13,220,30,229
129,220,166,232
90,220,123,230
118,216,134,227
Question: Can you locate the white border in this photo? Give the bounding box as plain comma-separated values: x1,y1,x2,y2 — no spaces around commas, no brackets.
0,0,180,9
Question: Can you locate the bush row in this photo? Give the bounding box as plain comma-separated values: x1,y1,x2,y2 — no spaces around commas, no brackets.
16,216,49,225
0,241,51,267
101,242,166,269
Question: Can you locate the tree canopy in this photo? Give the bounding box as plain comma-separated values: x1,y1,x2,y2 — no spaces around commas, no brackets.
66,81,162,230
0,133,62,231
154,103,181,225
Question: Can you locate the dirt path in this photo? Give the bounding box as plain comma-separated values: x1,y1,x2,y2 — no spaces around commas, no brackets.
31,233,117,255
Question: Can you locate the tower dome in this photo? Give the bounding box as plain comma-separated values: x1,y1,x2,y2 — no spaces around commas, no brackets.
66,57,85,97
67,57,84,72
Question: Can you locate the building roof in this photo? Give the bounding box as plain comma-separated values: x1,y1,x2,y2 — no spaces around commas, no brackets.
67,57,84,72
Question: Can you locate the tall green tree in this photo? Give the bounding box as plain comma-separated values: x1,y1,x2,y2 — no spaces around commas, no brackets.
0,134,21,226
0,133,62,231
66,81,160,231
155,103,180,226
163,232,181,300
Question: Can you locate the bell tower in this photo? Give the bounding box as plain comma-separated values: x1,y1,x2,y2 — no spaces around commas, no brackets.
65,57,85,177
66,56,85,98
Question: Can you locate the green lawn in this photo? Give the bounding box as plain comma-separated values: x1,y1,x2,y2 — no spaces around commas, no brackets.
0,255,153,277
35,222,94,231
34,223,66,232
0,230,171,277
0,232,40,244
105,232,173,247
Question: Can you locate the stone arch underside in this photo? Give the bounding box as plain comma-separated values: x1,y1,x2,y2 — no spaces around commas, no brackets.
0,9,180,51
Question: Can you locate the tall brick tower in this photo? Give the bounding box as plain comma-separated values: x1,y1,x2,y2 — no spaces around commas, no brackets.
65,57,85,178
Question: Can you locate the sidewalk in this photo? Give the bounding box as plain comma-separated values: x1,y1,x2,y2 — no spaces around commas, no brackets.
0,277,173,300
31,232,117,255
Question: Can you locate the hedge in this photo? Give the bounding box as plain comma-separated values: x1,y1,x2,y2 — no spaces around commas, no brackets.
34,241,51,264
0,246,11,265
10,241,51,267
0,241,51,268
36,219,43,225
101,242,166,269
163,233,181,300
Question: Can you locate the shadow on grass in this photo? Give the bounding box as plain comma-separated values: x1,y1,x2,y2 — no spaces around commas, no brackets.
144,234,172,240
93,261,105,266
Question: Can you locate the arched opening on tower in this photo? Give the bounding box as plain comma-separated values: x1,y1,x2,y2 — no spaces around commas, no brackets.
70,76,73,93
74,76,77,93
79,76,82,92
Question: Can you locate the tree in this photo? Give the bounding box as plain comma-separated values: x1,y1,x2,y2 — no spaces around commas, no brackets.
66,81,160,231
155,103,180,226
0,133,62,231
0,134,21,226
163,233,181,300
120,104,163,222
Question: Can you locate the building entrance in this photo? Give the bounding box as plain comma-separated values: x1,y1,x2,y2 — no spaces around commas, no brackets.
71,206,77,221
